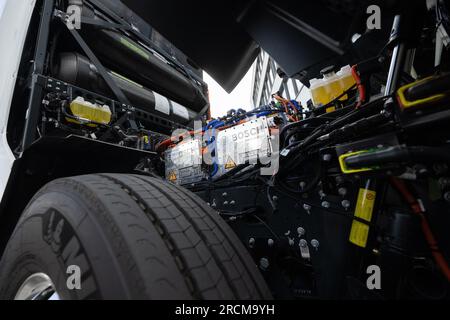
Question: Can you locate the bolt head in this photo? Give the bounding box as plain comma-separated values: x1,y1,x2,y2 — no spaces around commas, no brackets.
338,187,347,197
335,176,344,185
268,239,274,247
299,239,308,248
297,227,305,237
321,201,330,208
341,200,351,209
311,239,320,249
444,192,450,202
259,258,270,270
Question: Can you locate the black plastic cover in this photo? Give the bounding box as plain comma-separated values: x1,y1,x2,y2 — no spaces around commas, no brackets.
121,0,377,91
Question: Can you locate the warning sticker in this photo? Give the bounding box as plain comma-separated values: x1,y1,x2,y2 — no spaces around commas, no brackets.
154,92,170,115
349,188,376,248
172,101,189,120
168,171,177,183
355,188,376,222
225,157,237,170
349,220,370,248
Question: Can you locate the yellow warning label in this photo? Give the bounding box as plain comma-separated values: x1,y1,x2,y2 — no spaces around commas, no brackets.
349,220,370,248
349,188,376,248
168,171,177,182
225,157,237,170
355,188,376,222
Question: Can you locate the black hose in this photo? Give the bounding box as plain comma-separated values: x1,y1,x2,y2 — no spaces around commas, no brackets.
285,96,388,156
212,164,249,182
279,117,334,144
325,96,388,132
219,208,258,217
345,146,450,168
277,171,322,195
283,127,317,148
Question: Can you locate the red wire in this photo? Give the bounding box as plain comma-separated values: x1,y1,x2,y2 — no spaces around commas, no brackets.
273,94,298,122
156,129,197,153
390,177,450,282
352,65,366,108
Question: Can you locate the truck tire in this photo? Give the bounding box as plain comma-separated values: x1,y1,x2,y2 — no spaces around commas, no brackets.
0,174,271,300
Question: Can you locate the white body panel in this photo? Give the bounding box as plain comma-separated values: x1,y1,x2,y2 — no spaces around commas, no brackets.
0,0,37,202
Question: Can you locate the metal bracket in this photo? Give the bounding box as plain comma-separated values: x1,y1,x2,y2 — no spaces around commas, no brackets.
80,16,135,31
55,11,131,106
21,0,55,152
384,15,407,96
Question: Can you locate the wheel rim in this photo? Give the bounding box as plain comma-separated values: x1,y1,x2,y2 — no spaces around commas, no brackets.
15,273,60,300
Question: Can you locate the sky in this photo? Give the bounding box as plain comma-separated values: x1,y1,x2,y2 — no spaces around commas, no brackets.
203,65,254,118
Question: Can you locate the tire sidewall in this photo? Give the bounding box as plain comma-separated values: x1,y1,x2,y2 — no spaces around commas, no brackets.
0,187,118,300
